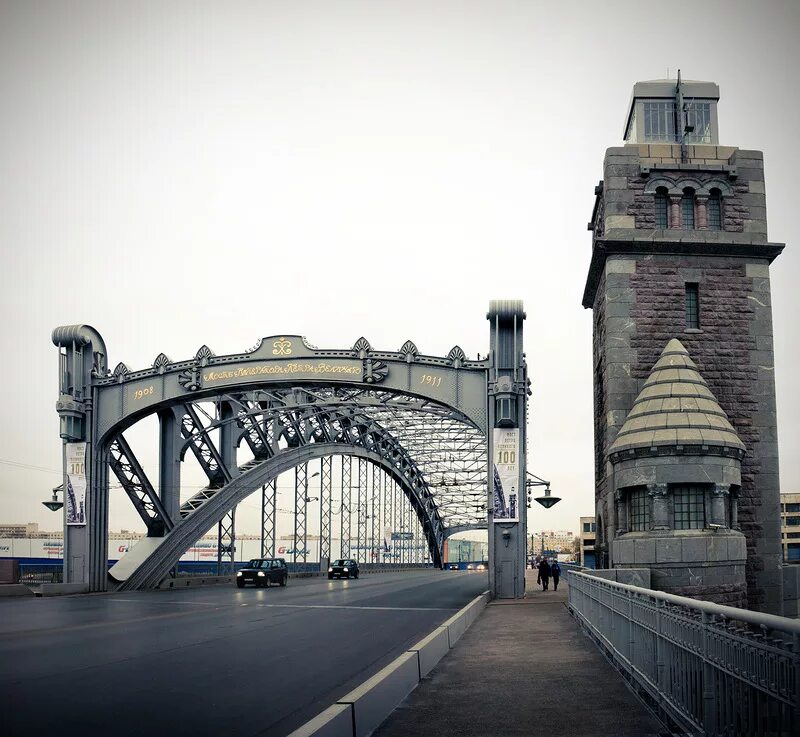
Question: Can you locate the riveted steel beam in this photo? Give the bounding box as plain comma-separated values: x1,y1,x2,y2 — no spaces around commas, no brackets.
108,434,173,535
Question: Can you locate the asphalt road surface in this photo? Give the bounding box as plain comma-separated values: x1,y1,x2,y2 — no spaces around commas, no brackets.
0,570,487,737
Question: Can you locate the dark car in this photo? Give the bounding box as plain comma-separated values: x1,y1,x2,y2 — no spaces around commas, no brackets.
236,558,288,588
328,559,359,579
448,563,459,570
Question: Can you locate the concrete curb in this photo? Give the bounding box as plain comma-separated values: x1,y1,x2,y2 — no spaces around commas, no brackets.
0,584,35,597
39,583,90,596
286,589,490,737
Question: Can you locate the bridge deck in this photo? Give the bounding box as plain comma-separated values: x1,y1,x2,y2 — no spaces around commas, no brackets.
374,570,667,737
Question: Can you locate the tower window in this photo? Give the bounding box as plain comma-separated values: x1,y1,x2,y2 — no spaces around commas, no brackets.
685,283,700,329
708,189,722,230
673,485,706,529
643,101,676,142
654,187,669,228
628,488,650,531
682,189,695,229
683,102,712,144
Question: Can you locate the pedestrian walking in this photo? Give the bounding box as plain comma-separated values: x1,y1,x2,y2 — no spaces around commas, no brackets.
551,560,561,591
537,558,551,591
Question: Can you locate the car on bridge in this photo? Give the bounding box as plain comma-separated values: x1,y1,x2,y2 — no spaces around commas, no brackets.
328,559,359,579
236,558,288,588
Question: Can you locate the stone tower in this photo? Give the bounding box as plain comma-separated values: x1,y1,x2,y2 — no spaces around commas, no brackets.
583,77,784,614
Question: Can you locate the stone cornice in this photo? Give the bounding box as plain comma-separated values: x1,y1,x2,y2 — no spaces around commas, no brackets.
582,238,785,309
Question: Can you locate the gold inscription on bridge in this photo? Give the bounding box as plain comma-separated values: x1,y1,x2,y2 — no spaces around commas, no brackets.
132,385,155,400
420,373,442,388
202,362,362,383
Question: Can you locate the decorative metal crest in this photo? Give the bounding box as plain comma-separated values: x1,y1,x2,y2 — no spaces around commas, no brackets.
112,362,130,383
447,345,466,367
195,345,215,366
152,353,171,374
400,340,419,363
352,337,372,358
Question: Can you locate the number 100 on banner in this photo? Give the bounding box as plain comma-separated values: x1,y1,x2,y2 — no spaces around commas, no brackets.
492,428,520,523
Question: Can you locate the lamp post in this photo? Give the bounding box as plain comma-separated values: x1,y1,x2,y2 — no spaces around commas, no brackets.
43,484,64,512
526,472,560,566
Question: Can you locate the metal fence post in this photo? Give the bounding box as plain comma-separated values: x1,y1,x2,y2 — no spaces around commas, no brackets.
701,612,717,735
794,632,800,731
655,598,666,699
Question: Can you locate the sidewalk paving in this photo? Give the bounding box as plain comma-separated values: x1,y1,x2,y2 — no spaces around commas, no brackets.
373,570,666,737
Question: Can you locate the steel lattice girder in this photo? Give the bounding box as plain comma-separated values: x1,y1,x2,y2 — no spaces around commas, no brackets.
180,387,489,531
107,435,174,535
113,385,489,589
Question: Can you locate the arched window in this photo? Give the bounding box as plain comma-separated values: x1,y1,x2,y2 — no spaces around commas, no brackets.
707,188,722,230
654,187,669,229
682,188,695,230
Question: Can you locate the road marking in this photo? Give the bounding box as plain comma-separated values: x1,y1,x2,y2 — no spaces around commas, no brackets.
105,598,219,605
253,604,453,612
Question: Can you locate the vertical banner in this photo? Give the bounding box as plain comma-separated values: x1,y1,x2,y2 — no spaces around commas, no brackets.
492,428,519,522
65,442,87,526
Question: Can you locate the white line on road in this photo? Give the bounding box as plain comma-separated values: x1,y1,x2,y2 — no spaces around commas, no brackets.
254,604,454,611
104,600,454,612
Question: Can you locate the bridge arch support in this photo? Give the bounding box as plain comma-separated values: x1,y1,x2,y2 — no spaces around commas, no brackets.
53,304,529,596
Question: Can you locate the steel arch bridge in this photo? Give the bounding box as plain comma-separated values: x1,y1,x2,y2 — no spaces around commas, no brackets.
53,302,529,596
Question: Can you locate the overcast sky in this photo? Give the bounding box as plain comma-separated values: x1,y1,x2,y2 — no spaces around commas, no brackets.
1,0,798,541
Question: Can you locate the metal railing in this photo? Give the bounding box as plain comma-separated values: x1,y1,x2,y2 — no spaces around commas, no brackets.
19,564,63,584
568,571,800,737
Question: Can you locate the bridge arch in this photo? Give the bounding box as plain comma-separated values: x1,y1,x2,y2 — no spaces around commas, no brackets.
117,442,442,590
54,304,529,596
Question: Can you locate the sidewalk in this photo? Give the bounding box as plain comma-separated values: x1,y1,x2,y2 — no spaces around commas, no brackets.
373,570,666,737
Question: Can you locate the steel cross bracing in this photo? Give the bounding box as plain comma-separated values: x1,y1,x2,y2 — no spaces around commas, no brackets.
260,479,276,557
340,456,352,558
371,464,380,563
357,458,367,560
319,457,332,563
217,508,235,574
294,463,308,567
107,435,174,535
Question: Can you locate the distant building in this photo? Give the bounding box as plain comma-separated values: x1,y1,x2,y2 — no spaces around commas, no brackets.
781,493,800,563
0,523,41,538
530,530,575,558
579,517,596,568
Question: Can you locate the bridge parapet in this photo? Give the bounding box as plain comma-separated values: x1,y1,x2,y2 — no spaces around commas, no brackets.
568,570,800,735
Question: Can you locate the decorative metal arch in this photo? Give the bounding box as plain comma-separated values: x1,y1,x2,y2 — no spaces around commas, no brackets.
54,328,519,592
112,390,477,588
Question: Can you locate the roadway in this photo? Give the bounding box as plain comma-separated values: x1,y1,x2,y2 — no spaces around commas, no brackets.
0,570,487,737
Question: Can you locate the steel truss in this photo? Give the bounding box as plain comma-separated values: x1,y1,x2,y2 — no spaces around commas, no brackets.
260,479,276,557
217,508,235,574
319,457,332,564
341,456,352,558
294,462,308,568
113,385,488,589
107,435,174,536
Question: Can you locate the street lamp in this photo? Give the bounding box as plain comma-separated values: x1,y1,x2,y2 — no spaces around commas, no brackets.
42,484,64,512
525,472,561,509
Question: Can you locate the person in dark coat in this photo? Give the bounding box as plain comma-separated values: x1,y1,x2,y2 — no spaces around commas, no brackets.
551,560,561,591
537,558,551,591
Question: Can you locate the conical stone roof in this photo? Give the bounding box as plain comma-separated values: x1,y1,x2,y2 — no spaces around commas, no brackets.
609,339,745,456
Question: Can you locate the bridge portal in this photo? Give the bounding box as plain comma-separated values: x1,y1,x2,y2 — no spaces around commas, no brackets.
53,301,529,597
